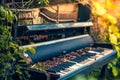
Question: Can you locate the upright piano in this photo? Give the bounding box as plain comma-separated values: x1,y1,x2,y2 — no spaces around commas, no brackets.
18,22,116,80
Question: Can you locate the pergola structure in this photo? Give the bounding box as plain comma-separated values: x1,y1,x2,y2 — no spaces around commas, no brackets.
0,0,34,9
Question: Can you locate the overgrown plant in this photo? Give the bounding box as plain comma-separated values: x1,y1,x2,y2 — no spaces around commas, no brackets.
91,0,120,78
0,5,31,80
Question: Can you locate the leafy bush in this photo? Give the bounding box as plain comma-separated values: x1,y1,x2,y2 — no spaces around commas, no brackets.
91,0,120,79
0,5,29,80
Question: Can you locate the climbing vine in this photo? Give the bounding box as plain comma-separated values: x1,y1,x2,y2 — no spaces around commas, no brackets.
0,5,30,80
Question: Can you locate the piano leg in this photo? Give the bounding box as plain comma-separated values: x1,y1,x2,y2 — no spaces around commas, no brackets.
99,64,108,79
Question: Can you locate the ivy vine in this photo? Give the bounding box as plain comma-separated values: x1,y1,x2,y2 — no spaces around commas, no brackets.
0,5,29,80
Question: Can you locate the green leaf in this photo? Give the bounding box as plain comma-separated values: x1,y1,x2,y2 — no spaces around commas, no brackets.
109,34,118,44
0,6,4,11
111,58,117,65
115,32,120,38
115,46,120,58
106,14,117,24
28,47,36,54
18,59,27,63
8,10,13,18
7,10,13,23
73,75,87,80
108,63,113,69
88,76,97,80
38,0,49,5
14,15,18,21
40,63,46,73
112,66,118,77
23,48,27,52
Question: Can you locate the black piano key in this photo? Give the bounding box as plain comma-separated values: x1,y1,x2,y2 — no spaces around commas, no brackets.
58,62,75,68
71,57,83,62
94,49,104,53
71,55,87,62
48,62,75,73
87,53,96,56
71,53,96,63
57,67,65,70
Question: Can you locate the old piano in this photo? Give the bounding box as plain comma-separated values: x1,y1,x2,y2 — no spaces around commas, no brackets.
17,22,117,80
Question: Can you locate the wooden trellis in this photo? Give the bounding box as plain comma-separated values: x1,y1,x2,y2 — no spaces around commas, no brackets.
3,0,33,9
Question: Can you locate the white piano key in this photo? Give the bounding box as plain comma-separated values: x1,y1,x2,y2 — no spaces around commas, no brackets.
80,58,95,65
63,68,72,73
88,51,100,54
60,71,68,74
68,64,81,70
102,50,113,55
94,50,113,60
56,72,65,76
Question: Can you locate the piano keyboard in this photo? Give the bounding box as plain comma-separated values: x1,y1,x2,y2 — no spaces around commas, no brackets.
48,52,96,76
31,46,115,80
55,49,114,80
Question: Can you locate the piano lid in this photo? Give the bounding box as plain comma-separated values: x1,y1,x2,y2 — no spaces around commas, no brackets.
26,22,93,31
21,34,93,63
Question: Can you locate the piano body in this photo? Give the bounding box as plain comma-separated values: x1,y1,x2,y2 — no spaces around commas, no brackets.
19,22,117,80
